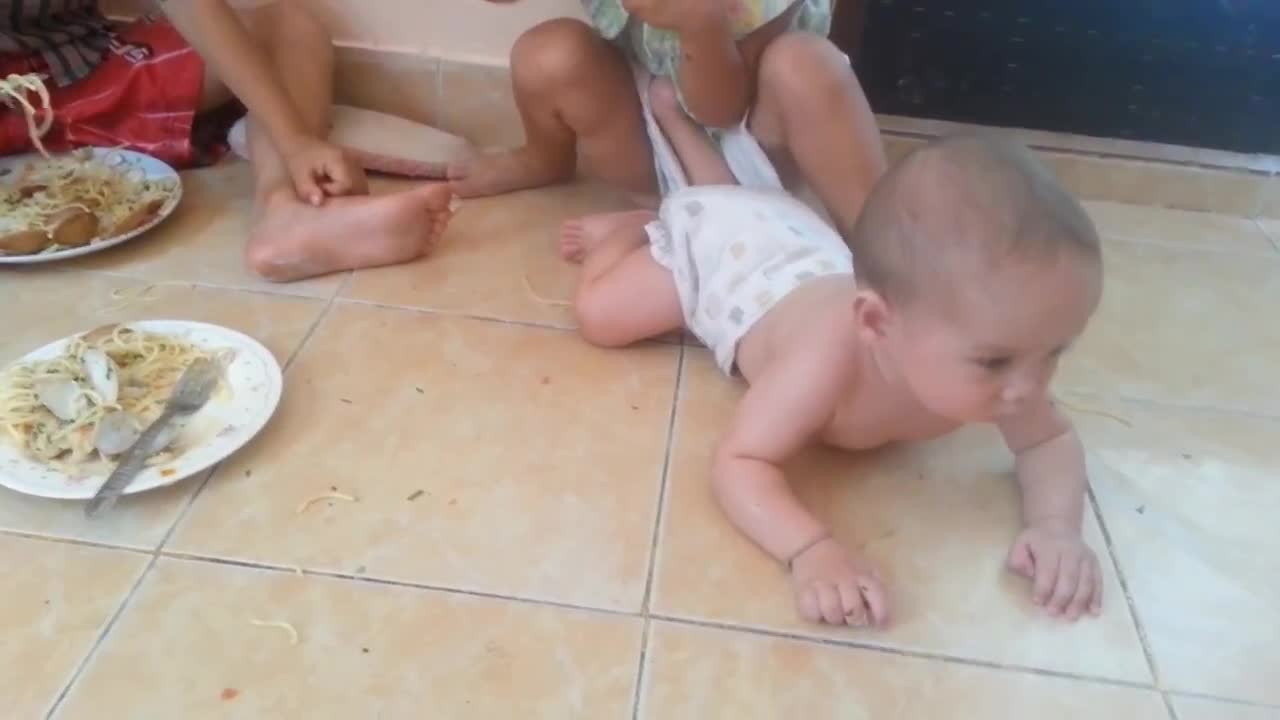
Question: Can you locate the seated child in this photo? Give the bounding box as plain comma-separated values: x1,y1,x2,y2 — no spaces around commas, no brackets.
565,78,1106,628
464,0,884,243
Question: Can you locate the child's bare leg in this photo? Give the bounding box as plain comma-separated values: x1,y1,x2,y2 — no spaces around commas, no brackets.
647,78,737,186
748,33,887,239
572,218,682,348
200,4,454,282
448,19,656,200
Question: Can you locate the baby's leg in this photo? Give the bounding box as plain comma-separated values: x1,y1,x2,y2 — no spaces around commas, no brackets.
748,33,887,239
448,19,656,200
572,215,683,348
647,77,737,186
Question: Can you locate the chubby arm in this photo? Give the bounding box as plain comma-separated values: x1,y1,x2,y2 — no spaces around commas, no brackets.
998,397,1103,620
1000,397,1087,533
712,356,841,562
714,350,890,627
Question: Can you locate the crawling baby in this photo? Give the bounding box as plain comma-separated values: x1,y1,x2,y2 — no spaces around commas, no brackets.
565,78,1105,628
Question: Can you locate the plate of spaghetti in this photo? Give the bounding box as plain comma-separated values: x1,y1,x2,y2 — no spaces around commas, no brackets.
1,72,182,262
0,321,282,500
0,147,183,263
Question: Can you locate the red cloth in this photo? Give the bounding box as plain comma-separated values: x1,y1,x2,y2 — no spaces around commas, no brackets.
1,16,207,168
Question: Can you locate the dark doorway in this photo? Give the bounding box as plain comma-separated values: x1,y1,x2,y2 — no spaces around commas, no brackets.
834,0,1280,155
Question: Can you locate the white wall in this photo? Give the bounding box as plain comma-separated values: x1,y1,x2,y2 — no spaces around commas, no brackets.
103,0,586,65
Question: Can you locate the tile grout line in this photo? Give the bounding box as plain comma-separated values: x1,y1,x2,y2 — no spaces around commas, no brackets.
650,613,1162,694
149,546,1183,696
1165,690,1280,712
630,345,685,720
639,345,686,613
1254,216,1280,254
44,553,159,720
1086,486,1165,690
0,528,155,554
332,295,684,347
156,550,638,620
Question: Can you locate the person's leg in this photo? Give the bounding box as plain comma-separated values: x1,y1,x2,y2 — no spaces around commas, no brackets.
448,19,656,200
748,32,887,239
647,77,737,187
200,2,454,281
571,217,683,348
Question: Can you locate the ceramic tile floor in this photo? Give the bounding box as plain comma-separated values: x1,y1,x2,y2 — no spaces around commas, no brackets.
2,160,1279,719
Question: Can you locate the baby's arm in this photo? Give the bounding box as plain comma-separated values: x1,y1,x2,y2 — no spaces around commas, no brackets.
999,399,1103,621
714,350,890,627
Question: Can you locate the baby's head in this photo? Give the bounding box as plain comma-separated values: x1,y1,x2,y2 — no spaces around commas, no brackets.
849,134,1102,423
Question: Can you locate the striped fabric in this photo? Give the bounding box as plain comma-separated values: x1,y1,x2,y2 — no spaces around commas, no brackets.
0,0,115,87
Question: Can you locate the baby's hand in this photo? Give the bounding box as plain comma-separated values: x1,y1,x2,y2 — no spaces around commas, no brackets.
789,536,890,628
1007,524,1103,620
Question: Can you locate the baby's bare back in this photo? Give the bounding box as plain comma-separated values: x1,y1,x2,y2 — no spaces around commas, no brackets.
736,277,960,451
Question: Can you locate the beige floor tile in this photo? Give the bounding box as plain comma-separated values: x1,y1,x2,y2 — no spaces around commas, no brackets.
54,557,641,719
343,183,634,327
1257,176,1280,220
57,162,343,298
1083,201,1275,255
639,621,1168,720
1057,238,1280,415
650,352,1151,682
1072,397,1280,704
1259,218,1280,250
168,303,676,611
0,273,326,548
1172,697,1280,720
1,535,148,719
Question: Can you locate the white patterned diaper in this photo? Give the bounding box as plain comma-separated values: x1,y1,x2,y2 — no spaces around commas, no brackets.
646,185,853,373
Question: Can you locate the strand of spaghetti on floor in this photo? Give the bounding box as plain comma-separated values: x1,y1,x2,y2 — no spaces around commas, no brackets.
0,73,54,158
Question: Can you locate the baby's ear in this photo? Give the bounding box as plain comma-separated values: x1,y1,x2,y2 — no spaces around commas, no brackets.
851,289,891,339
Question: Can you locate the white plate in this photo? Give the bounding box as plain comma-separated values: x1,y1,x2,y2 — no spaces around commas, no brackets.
0,321,283,500
0,148,183,265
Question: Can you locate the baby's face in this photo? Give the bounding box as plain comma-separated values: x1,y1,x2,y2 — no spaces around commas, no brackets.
887,254,1101,424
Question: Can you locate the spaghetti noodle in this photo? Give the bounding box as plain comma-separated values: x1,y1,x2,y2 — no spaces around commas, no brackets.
0,72,53,157
0,325,228,474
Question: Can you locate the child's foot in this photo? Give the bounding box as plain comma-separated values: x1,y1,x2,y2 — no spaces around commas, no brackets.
447,145,573,198
248,183,455,282
559,209,656,263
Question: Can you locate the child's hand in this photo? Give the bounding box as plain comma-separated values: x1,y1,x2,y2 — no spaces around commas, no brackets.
789,536,890,628
1007,524,1103,620
281,136,368,205
621,0,731,34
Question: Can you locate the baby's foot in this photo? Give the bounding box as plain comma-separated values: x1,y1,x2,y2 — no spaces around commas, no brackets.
559,209,656,263
447,145,573,199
